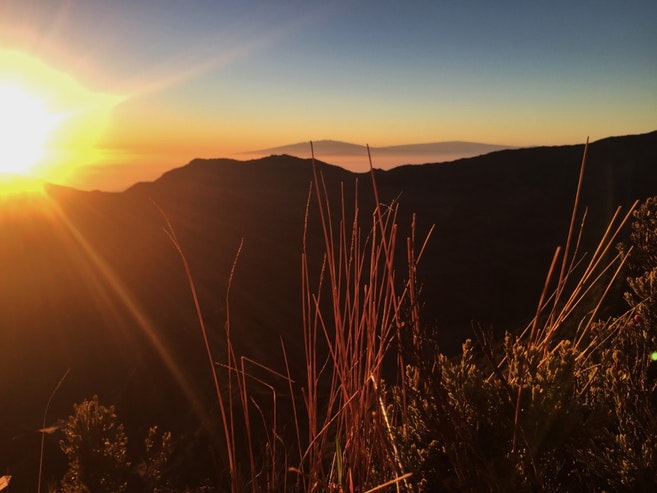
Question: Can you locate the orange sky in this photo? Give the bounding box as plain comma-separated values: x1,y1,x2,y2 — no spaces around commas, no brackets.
0,2,655,191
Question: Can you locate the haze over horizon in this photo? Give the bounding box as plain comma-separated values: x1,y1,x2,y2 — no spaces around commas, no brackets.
0,1,655,190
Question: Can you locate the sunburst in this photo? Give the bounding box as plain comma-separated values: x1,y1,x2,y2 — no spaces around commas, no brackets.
0,82,64,176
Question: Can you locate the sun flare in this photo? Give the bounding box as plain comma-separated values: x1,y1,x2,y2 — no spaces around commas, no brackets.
0,50,125,187
0,82,64,176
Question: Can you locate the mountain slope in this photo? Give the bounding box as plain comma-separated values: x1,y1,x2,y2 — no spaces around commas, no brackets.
0,130,655,490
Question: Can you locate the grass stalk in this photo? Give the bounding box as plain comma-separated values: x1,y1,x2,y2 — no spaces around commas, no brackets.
161,210,239,490
292,142,427,490
37,368,70,493
161,140,427,490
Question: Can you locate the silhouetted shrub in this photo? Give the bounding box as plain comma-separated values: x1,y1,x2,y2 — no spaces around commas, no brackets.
59,395,129,493
395,196,657,492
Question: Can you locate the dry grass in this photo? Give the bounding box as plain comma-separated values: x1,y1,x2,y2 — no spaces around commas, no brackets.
164,143,431,492
164,139,643,491
290,143,431,492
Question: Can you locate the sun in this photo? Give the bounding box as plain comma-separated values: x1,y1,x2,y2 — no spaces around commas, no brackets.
0,50,126,188
0,81,64,176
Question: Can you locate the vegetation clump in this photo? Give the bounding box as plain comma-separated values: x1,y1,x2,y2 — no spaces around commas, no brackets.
59,396,129,493
395,196,657,492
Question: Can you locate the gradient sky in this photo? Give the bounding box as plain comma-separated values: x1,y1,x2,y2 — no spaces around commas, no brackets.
0,0,655,190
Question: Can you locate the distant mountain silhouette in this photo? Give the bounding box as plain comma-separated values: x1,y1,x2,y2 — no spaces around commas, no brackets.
242,139,515,172
0,130,656,490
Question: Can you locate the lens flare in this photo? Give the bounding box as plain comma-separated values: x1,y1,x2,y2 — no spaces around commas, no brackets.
0,82,65,175
0,49,125,186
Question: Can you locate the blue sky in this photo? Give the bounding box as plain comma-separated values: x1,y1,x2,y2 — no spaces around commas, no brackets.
0,0,655,188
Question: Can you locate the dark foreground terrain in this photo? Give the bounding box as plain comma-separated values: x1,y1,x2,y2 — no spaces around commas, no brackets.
0,131,655,490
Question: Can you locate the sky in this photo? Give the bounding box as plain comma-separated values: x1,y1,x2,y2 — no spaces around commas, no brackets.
0,0,655,190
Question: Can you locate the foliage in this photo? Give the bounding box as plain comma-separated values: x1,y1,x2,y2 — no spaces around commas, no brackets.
395,195,657,492
59,395,129,493
598,196,657,490
58,398,218,492
138,426,175,493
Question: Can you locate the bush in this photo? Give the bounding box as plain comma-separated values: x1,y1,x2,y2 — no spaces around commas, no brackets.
59,395,129,493
395,196,657,492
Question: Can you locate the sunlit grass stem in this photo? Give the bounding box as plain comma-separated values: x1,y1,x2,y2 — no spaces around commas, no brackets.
37,368,70,493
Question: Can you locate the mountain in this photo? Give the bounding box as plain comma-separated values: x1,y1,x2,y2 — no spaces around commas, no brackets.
241,139,515,172
0,130,656,490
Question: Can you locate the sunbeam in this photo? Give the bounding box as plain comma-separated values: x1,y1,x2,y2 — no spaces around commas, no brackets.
40,192,215,430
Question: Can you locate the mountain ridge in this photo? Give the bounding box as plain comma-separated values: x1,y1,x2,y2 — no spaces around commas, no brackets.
1,129,656,490
245,138,514,155
239,139,515,171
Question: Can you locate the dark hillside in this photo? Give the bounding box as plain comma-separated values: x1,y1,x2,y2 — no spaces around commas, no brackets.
0,131,655,490
375,131,657,344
